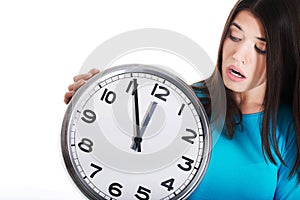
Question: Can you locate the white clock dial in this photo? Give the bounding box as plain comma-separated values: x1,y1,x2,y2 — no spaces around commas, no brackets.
61,64,211,200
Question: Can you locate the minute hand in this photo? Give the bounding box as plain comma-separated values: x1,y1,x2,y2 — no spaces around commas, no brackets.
132,79,142,152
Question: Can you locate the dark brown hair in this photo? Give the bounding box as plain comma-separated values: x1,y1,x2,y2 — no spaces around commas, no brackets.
193,0,300,180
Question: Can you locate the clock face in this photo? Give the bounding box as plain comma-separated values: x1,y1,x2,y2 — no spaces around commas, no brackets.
61,64,211,200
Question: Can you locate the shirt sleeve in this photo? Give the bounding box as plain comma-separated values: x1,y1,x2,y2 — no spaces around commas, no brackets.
274,120,300,199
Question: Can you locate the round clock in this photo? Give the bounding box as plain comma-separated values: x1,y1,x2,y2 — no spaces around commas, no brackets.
61,64,211,200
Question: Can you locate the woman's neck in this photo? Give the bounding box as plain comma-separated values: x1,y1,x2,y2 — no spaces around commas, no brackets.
233,83,266,114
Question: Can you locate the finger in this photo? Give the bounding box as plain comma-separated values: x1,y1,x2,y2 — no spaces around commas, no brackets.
68,79,85,91
74,79,86,91
73,68,100,82
64,91,74,104
89,68,100,75
68,79,83,91
68,82,75,91
73,73,91,82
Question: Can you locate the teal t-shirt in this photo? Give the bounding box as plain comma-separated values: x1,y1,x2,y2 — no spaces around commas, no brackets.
189,90,300,199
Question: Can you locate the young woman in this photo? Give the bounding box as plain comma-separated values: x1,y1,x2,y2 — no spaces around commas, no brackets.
189,0,300,199
64,0,300,199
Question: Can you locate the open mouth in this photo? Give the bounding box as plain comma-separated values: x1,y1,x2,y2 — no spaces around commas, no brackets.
229,68,246,78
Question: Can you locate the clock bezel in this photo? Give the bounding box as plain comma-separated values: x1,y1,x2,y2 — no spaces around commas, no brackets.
61,64,211,200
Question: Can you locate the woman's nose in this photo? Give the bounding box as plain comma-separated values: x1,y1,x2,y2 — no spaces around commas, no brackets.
232,43,249,65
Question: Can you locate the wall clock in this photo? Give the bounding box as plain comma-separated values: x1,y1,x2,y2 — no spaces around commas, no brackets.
61,64,211,199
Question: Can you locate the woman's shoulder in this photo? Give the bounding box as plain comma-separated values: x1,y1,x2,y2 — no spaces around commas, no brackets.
276,104,297,154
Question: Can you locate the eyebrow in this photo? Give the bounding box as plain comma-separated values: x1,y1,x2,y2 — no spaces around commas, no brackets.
231,22,243,31
230,22,266,42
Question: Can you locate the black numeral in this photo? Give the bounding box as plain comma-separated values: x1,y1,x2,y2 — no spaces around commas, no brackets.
178,104,185,116
81,109,96,123
126,79,138,95
161,178,175,191
100,88,116,104
89,163,102,178
135,186,151,200
177,156,194,171
151,83,170,102
78,138,93,153
108,182,123,197
181,128,197,144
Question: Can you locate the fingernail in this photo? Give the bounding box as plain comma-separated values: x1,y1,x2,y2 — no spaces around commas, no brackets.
91,68,100,73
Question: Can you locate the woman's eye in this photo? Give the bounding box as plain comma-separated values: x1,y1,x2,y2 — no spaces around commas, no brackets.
254,44,266,54
229,34,241,42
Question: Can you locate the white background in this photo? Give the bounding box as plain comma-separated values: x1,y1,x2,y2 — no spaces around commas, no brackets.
0,0,236,199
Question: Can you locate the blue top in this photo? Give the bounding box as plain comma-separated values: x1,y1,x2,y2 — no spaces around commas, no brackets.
189,90,300,199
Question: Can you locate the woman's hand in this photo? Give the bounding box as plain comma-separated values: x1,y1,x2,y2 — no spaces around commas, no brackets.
64,68,100,104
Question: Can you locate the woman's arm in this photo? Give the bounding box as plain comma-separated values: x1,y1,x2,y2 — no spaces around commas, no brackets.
274,115,300,199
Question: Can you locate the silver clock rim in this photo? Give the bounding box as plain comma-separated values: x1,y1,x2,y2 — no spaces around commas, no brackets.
61,63,211,200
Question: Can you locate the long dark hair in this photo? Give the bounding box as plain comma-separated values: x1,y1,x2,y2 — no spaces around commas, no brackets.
289,0,300,180
193,0,300,179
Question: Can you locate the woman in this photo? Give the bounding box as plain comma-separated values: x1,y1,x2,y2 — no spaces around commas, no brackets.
189,0,300,199
64,0,300,199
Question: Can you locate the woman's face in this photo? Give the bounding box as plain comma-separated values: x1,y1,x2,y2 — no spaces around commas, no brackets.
222,10,267,94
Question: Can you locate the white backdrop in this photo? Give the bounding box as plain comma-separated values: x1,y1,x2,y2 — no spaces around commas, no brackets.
0,0,236,199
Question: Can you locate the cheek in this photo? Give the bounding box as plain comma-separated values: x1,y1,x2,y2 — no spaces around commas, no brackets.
251,59,267,82
255,57,266,75
260,65,267,82
221,39,234,76
221,40,229,72
222,39,231,60
222,39,237,67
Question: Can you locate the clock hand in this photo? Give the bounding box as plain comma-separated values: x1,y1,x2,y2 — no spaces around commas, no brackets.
132,101,158,151
140,101,158,137
132,79,142,152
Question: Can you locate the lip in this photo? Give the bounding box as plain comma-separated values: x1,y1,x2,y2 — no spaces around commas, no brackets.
225,65,246,82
